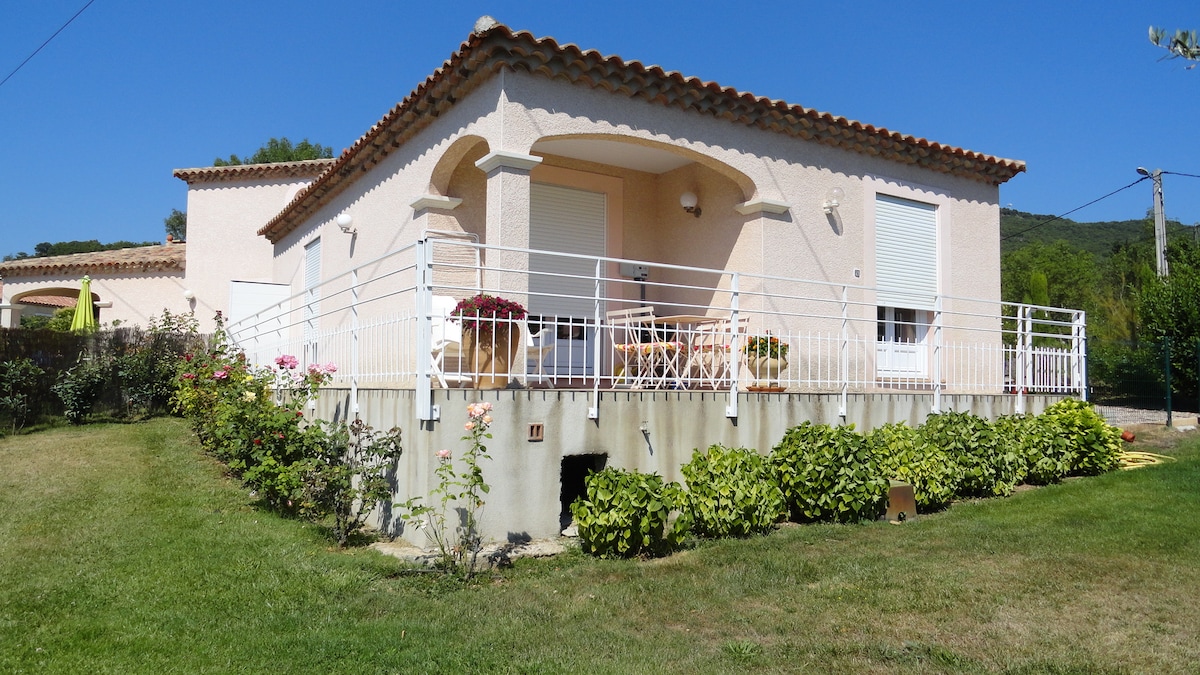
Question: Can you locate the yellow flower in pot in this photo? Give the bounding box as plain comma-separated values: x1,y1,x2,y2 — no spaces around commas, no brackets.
743,334,789,389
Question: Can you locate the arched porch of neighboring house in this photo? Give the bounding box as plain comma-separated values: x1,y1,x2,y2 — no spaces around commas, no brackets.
2,286,100,328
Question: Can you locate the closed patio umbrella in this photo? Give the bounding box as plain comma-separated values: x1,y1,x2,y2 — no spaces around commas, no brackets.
69,276,97,333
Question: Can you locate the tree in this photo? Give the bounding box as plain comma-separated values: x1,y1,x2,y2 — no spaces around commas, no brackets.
164,208,186,241
1150,27,1200,66
4,239,158,261
212,137,333,166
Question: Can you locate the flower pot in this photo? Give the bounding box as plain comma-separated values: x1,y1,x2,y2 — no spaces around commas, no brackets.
747,355,787,388
463,325,520,389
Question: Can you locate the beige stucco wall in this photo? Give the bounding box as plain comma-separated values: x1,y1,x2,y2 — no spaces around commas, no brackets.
184,176,319,332
1,266,189,328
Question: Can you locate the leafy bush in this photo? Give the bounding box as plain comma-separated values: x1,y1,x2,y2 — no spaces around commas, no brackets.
866,422,958,511
51,361,107,425
299,419,403,547
0,357,45,433
1041,398,1122,476
770,421,888,523
681,445,785,538
918,411,1019,498
993,413,1072,485
571,467,690,558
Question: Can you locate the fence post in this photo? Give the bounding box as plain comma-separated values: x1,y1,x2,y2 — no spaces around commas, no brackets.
1015,304,1028,414
932,295,943,414
350,267,359,417
1164,336,1173,428
839,284,848,418
589,257,602,420
415,239,436,422
726,273,740,419
1072,310,1087,401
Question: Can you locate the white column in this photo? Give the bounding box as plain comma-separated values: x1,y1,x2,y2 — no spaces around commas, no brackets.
474,150,542,299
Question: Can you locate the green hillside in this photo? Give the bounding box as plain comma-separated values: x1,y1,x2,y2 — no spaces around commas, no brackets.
1000,208,1194,258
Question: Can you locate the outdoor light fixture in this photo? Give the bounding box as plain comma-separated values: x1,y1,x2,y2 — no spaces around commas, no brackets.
182,289,195,301
336,212,356,234
822,187,844,215
679,191,701,218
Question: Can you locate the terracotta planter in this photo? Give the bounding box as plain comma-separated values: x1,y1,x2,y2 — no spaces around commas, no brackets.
747,355,787,388
463,325,520,389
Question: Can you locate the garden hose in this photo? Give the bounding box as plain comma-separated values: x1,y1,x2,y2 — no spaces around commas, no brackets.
1118,451,1176,470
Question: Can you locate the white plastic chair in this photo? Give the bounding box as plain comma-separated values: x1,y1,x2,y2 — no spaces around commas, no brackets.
430,295,471,388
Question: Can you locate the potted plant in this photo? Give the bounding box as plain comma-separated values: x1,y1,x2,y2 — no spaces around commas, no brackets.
452,294,527,389
743,334,789,389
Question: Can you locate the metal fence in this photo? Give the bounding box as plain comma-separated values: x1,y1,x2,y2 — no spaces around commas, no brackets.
224,237,1088,422
1090,336,1200,427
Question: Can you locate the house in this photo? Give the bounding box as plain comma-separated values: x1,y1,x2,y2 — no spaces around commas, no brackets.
173,17,1079,543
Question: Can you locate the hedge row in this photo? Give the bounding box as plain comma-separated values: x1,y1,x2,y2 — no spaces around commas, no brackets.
571,399,1123,558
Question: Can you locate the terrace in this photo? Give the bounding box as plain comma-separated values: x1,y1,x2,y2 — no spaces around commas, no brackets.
226,235,1085,423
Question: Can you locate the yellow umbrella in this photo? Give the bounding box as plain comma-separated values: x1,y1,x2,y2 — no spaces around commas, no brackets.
70,276,97,333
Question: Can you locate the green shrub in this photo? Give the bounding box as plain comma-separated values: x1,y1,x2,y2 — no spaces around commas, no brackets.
51,361,107,425
571,467,690,558
918,411,1019,498
770,421,888,523
681,445,785,538
1041,398,1122,476
0,357,44,433
866,422,958,511
994,413,1072,485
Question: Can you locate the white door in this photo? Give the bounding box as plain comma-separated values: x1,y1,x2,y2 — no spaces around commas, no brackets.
876,306,928,378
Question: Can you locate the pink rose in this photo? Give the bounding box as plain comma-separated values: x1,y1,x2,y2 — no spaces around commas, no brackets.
436,449,452,460
212,370,228,380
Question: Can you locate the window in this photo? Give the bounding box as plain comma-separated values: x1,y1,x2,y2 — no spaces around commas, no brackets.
876,306,929,378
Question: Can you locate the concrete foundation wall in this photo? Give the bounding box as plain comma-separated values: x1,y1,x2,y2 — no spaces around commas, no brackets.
313,388,1062,545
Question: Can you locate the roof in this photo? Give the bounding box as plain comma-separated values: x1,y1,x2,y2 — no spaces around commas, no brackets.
257,19,1027,243
172,159,336,184
0,244,186,278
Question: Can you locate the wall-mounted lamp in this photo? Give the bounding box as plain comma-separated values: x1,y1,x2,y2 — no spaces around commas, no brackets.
336,213,356,235
679,191,702,218
822,187,844,215
182,289,195,301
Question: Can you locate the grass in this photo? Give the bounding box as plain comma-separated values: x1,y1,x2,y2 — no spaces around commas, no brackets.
3,419,1200,673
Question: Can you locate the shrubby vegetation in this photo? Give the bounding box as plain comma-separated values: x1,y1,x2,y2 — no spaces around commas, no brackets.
572,400,1126,559
172,315,402,546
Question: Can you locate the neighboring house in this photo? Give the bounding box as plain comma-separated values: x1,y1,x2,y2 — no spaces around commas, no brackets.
0,243,188,328
173,159,335,333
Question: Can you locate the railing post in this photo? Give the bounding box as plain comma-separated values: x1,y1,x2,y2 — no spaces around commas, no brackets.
726,273,740,419
350,268,360,417
1016,304,1028,414
932,295,943,414
839,285,848,417
1072,309,1086,401
415,239,437,422
589,257,602,420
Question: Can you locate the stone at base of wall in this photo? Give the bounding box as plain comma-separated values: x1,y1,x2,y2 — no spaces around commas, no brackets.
370,537,572,568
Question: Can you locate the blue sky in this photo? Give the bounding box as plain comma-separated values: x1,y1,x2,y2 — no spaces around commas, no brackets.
1,1,1198,258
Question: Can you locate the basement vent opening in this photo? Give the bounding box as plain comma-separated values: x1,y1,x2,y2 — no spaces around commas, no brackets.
560,454,607,531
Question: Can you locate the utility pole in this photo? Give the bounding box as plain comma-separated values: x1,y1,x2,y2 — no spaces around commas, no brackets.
1138,167,1169,277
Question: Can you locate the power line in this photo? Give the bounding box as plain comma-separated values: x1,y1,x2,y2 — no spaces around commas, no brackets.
1000,177,1150,242
0,0,97,92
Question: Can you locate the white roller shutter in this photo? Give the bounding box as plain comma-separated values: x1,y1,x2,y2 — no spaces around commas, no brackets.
303,238,321,358
529,183,606,317
875,194,937,310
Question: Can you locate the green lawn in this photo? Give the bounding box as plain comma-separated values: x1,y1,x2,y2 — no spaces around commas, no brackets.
3,419,1199,674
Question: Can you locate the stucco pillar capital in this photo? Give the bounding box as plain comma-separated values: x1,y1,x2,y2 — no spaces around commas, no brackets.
474,150,543,175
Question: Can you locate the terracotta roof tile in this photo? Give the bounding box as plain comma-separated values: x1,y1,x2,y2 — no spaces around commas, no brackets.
257,22,1026,243
0,244,186,278
172,159,335,185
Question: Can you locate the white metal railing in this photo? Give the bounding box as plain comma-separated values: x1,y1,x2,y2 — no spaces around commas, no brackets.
223,237,1086,421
